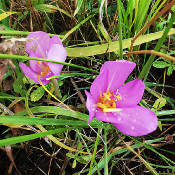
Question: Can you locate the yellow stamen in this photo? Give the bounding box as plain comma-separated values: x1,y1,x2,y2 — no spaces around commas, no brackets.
116,95,122,101
40,65,51,77
112,102,116,108
97,103,107,109
97,90,122,113
41,72,46,77
103,108,121,112
103,92,111,101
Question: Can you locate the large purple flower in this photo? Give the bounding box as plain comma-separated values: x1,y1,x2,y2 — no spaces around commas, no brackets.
85,60,158,137
19,31,67,85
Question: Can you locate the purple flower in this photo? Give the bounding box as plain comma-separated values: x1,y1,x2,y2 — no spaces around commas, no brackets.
19,31,67,85
85,60,158,137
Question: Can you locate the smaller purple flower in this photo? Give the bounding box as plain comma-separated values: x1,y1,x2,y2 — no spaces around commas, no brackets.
85,60,158,137
19,31,67,85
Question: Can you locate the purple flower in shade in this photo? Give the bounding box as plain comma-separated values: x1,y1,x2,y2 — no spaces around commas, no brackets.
19,31,67,85
85,60,158,137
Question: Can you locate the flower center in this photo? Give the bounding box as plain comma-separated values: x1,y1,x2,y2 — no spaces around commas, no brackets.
37,61,51,77
97,91,122,112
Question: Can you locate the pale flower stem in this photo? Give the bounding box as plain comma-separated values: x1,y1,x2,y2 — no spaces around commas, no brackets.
51,79,62,100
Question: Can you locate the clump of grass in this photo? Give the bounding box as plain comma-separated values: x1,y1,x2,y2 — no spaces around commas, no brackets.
0,0,175,174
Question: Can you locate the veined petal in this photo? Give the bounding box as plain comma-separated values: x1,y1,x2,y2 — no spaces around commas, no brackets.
50,36,63,46
47,44,67,75
19,62,50,85
29,52,43,73
85,90,97,123
113,106,158,137
19,62,40,84
90,70,108,101
96,110,121,123
100,61,136,92
26,31,50,58
117,79,145,107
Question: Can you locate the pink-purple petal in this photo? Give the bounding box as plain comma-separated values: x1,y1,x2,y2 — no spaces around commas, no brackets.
19,62,50,85
96,110,121,123
50,36,63,46
47,44,67,75
29,52,43,73
90,70,108,101
100,61,136,92
26,31,50,58
113,106,158,137
117,79,145,107
19,62,40,84
85,90,97,123
43,71,55,80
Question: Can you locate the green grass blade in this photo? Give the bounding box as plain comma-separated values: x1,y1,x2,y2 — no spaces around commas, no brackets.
0,128,71,147
138,13,175,80
117,0,123,59
0,54,99,73
0,115,106,128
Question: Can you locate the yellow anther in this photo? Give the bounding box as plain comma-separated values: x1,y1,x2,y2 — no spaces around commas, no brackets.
41,72,46,77
97,90,122,113
97,103,107,109
116,95,122,101
112,102,116,108
103,108,121,112
103,92,111,101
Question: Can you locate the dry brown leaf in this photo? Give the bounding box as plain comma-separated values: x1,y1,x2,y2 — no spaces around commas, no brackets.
164,134,174,143
5,145,22,175
2,78,14,92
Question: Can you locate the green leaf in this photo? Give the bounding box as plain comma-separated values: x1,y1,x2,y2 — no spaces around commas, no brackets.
72,159,77,168
34,4,58,13
66,29,175,57
74,0,84,16
153,61,167,68
0,115,106,128
172,64,175,71
168,50,175,55
30,86,45,102
15,106,89,121
81,155,92,161
3,70,13,79
167,66,173,76
31,0,38,6
0,12,19,21
66,153,76,159
46,73,92,80
156,110,175,116
153,98,166,110
13,72,26,96
0,128,70,147
158,121,162,131
171,5,175,12
76,157,88,164
160,49,167,54
135,0,152,32
34,4,72,17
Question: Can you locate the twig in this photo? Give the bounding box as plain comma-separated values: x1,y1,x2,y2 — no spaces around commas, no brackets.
70,77,86,105
0,102,14,115
124,50,175,62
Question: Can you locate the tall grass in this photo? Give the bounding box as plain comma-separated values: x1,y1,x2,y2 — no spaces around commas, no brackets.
0,0,175,174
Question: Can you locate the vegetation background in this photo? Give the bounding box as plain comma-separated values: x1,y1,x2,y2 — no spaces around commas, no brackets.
0,0,175,174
